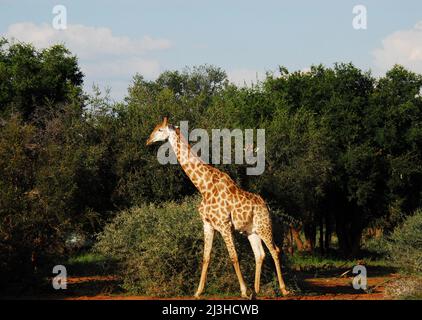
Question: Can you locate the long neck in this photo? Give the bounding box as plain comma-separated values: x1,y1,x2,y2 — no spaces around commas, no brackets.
168,128,212,193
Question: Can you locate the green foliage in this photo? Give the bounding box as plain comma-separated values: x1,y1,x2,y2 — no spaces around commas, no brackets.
0,102,115,290
387,209,422,274
0,113,78,289
262,64,422,255
0,115,43,286
288,251,388,272
0,38,83,120
263,107,331,216
0,42,90,286
361,235,391,258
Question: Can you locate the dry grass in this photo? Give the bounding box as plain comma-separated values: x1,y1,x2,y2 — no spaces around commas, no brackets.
385,276,422,300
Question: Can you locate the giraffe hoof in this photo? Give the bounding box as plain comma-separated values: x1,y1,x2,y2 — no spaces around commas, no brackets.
281,289,291,296
240,291,250,299
249,292,257,300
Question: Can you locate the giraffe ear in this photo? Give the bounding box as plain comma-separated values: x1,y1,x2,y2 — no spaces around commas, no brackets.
163,116,168,126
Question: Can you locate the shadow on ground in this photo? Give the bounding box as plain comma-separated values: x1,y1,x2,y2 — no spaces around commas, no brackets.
285,265,397,297
2,250,397,300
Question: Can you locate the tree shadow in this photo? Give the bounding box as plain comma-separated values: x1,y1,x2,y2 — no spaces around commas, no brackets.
285,265,397,296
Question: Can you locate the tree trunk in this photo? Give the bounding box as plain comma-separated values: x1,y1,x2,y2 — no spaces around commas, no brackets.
335,206,364,257
304,223,316,252
319,215,324,255
31,251,38,273
290,226,304,251
324,213,332,251
288,227,294,255
375,227,383,239
349,222,363,257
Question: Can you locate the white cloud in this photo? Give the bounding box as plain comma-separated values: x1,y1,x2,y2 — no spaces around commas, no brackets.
373,22,422,75
300,67,311,74
3,22,172,100
81,57,160,80
4,22,171,59
227,68,266,87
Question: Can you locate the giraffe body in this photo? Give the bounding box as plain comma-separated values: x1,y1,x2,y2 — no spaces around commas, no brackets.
146,117,289,298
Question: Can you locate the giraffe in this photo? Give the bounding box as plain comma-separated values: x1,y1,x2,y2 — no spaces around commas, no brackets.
146,117,290,298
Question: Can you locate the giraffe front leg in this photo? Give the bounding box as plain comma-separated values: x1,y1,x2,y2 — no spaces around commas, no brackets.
195,222,214,298
221,230,248,298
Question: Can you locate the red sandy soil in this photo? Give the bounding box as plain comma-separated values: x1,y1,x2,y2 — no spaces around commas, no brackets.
57,274,398,300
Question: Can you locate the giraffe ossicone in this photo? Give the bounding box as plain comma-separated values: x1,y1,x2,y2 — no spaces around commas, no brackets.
146,116,290,298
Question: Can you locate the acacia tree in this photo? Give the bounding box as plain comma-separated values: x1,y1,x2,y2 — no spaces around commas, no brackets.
262,107,332,252
0,39,83,121
368,66,422,229
0,41,100,290
263,64,389,255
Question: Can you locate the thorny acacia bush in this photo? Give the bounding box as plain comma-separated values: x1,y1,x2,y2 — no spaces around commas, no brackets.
383,209,422,300
388,209,422,275
95,196,286,296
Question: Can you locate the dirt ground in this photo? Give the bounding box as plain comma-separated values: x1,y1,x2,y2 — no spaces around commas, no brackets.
55,273,398,300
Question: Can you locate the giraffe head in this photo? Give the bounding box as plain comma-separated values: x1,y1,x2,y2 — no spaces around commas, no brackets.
146,116,172,146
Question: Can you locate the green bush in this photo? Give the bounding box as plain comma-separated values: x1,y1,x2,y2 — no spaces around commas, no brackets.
95,196,282,296
362,235,390,258
0,115,69,291
388,209,422,274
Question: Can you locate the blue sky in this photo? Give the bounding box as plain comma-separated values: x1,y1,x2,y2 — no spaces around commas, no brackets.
1,0,422,100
